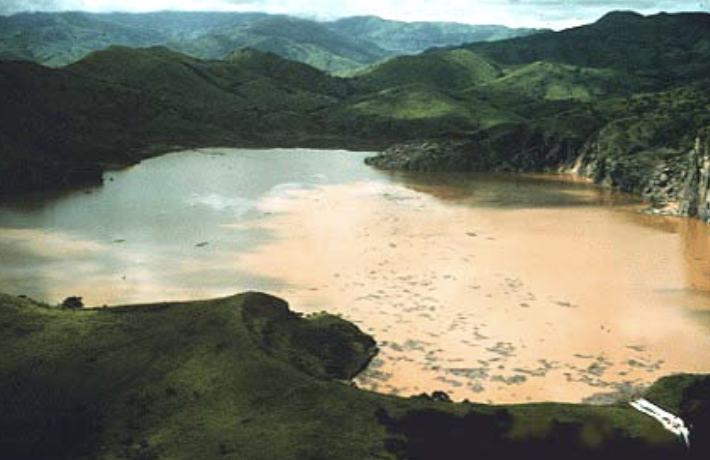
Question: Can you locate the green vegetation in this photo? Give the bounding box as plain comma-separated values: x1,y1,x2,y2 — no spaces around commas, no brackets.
465,11,710,85
2,292,706,460
482,61,646,102
166,16,391,75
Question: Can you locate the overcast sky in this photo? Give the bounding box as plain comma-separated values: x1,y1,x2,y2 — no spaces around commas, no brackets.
0,0,708,28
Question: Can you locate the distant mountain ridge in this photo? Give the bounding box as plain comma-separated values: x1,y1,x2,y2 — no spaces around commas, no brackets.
327,15,541,54
0,11,540,73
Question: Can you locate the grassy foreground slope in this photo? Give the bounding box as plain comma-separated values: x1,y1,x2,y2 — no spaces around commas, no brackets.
1,292,708,460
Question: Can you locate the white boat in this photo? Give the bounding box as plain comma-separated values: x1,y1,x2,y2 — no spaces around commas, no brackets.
629,398,690,448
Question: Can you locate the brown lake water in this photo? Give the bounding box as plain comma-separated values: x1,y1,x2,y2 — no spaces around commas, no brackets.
1,148,709,403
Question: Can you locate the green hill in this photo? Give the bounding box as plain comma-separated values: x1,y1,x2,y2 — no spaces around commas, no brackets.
0,47,365,193
2,291,706,460
337,83,523,136
66,45,347,124
355,11,710,97
224,48,350,96
466,11,710,86
360,48,503,91
0,11,166,67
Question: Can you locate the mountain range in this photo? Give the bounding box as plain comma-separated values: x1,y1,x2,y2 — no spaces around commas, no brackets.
0,11,540,73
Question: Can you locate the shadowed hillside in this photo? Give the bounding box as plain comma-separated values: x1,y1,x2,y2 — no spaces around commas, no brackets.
0,47,370,193
0,59,196,192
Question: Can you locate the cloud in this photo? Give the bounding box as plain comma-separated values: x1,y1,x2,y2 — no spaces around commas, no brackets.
0,0,707,28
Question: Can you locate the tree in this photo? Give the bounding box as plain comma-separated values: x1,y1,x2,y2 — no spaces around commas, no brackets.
62,296,84,309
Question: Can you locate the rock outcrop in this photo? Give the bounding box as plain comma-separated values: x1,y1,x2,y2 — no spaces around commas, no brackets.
365,124,585,173
367,126,710,222
679,132,710,222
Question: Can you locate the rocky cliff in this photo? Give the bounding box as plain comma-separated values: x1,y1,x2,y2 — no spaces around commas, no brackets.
679,132,710,222
366,127,710,222
365,124,586,173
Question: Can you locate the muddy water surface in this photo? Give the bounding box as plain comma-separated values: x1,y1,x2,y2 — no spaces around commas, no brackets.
1,148,709,403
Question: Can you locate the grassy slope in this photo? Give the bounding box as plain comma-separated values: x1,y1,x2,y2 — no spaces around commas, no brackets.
482,61,646,102
360,49,503,91
341,49,522,131
351,11,710,124
1,292,703,460
0,293,388,460
341,83,523,133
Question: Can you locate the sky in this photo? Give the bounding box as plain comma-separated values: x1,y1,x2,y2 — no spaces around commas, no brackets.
0,0,708,28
